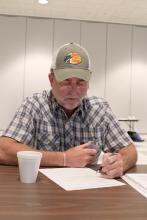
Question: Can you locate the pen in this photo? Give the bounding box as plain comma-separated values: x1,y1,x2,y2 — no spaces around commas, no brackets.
96,148,119,174
96,165,103,174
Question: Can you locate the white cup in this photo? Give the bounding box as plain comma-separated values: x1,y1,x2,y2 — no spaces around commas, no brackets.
17,151,42,183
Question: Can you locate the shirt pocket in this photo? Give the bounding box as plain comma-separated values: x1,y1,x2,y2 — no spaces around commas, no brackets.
35,120,61,151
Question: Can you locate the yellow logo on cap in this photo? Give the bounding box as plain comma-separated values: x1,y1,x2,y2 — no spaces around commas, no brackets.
64,52,82,64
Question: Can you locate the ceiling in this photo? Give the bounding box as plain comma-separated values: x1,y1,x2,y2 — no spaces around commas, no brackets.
0,0,147,26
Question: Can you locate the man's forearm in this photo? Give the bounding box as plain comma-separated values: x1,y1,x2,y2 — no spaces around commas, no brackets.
0,136,64,166
119,143,137,173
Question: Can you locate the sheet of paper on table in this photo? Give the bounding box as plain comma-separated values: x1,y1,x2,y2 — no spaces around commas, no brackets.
122,173,147,198
39,167,125,191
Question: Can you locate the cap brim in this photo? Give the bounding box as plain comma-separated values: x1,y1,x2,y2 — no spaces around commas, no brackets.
54,69,91,81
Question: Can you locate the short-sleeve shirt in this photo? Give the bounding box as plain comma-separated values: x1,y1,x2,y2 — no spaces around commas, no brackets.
3,90,132,158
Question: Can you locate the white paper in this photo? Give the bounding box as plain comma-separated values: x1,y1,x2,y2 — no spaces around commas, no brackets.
39,167,125,191
122,173,147,198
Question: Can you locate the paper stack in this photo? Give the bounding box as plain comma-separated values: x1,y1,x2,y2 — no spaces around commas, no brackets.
40,167,125,191
122,173,147,198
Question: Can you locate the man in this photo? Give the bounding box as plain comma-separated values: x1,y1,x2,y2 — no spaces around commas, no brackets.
0,42,137,178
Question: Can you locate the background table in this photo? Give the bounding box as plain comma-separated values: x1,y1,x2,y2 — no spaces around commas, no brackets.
118,118,139,131
0,165,147,220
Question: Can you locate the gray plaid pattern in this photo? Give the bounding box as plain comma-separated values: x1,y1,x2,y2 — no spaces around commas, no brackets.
3,90,132,155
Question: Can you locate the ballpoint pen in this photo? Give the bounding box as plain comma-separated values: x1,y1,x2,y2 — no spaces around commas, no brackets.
96,165,103,174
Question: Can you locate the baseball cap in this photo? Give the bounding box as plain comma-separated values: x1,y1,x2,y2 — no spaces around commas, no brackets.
51,42,92,81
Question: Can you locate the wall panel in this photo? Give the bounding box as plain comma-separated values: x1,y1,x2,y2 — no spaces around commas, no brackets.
81,22,106,97
0,16,26,130
24,18,53,97
105,24,132,121
131,26,147,133
53,19,81,54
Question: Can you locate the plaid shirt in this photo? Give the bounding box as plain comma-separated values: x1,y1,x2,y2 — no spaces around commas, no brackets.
3,90,132,156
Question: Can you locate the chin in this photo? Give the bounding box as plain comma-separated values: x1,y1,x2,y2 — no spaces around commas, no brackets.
65,105,78,110
63,103,79,110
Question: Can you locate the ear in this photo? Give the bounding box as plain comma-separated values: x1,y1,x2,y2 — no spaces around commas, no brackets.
87,81,89,89
48,73,54,86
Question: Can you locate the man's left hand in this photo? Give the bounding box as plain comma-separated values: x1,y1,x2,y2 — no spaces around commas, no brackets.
100,152,123,178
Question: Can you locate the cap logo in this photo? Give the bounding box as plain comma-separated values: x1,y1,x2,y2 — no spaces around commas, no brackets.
64,52,82,65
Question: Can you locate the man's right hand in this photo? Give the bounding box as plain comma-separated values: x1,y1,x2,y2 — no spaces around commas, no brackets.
65,142,97,167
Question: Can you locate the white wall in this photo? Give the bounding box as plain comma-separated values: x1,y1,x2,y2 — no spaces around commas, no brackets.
0,16,26,129
81,22,107,98
131,26,147,133
24,18,53,97
0,15,147,133
105,24,132,117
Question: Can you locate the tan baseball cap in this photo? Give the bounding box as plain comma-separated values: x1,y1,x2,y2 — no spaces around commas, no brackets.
51,42,92,81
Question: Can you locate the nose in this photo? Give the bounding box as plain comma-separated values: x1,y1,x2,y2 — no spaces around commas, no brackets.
71,83,77,89
68,84,81,96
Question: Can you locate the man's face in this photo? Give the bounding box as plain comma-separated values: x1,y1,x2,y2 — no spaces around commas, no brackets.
49,74,89,110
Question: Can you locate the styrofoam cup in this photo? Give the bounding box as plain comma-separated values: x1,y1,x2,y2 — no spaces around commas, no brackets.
17,151,42,183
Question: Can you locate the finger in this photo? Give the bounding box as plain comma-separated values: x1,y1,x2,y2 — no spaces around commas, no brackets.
107,154,119,164
102,166,123,178
103,154,123,169
100,163,123,178
102,161,119,173
102,157,123,177
86,154,97,164
102,153,120,166
80,142,92,148
85,148,97,156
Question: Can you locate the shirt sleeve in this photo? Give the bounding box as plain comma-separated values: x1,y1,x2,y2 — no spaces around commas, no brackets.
102,102,133,152
3,97,36,146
